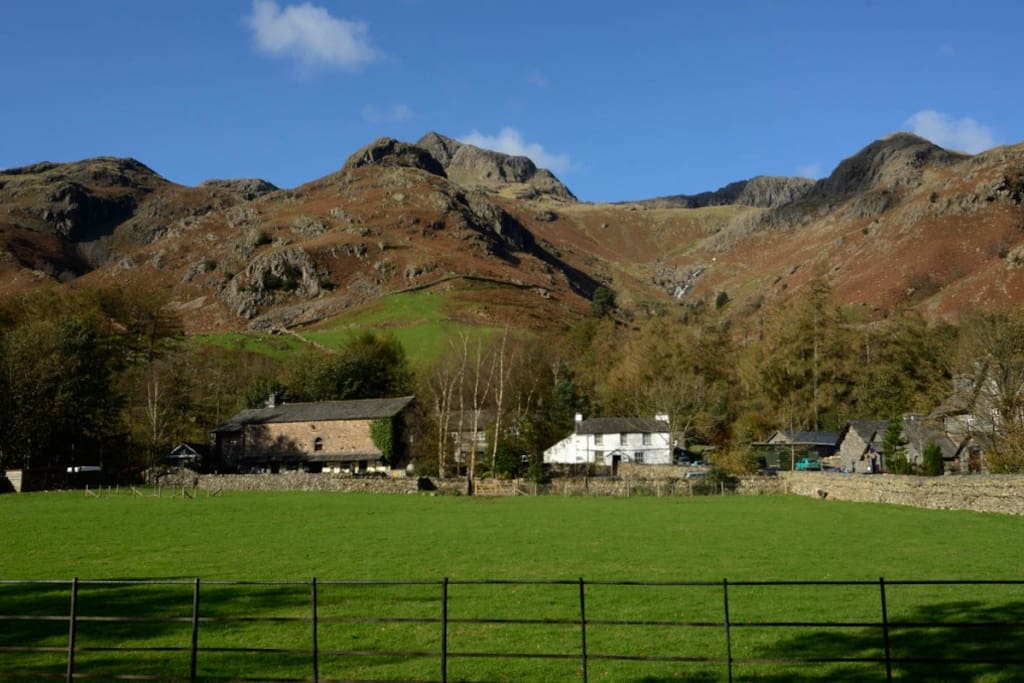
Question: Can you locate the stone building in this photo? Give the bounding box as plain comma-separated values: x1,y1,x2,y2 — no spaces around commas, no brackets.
212,396,414,474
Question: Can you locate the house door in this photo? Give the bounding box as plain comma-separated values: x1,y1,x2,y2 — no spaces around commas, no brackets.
612,455,621,476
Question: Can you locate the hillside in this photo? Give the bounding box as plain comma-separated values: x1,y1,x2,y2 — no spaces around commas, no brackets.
3,131,1024,341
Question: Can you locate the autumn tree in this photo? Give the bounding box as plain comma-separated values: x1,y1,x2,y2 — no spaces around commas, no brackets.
850,311,952,418
602,311,733,450
737,278,854,433
955,311,1024,472
290,331,413,401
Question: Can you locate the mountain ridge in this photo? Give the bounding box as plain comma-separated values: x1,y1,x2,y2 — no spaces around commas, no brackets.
2,132,1024,337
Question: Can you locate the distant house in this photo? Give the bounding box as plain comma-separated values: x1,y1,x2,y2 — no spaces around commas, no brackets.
902,415,962,471
544,414,672,471
836,420,889,473
753,430,840,468
837,417,963,474
163,442,211,471
212,396,414,474
930,376,996,472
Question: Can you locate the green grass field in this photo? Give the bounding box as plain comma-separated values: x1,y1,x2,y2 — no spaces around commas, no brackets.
1,492,1022,681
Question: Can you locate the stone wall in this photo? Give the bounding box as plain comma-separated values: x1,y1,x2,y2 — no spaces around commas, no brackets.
779,472,1024,515
147,468,1024,515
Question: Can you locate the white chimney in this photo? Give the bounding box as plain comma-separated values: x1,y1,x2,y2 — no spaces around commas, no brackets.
655,413,669,425
575,413,583,433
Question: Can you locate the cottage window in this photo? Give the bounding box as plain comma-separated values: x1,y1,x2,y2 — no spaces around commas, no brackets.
594,450,604,463
635,452,645,463
594,433,603,446
642,433,652,446
620,432,628,446
313,437,324,452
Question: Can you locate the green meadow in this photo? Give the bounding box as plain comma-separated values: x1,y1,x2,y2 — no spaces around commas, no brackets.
301,290,500,363
1,492,1022,681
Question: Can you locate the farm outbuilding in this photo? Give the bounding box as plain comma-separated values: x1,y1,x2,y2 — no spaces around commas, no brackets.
212,396,414,474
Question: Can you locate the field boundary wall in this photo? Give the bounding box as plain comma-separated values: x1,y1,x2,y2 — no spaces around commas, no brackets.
144,468,1024,515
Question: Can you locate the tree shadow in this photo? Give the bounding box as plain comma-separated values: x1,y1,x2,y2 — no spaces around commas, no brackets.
728,599,1024,682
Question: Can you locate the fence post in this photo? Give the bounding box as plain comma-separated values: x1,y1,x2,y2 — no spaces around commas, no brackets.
722,578,733,683
879,577,892,682
66,577,79,683
190,578,201,682
578,577,588,683
311,577,319,683
441,578,449,683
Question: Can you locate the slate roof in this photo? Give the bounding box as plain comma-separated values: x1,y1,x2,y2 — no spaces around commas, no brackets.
213,396,415,433
577,417,670,435
902,418,960,459
763,430,840,446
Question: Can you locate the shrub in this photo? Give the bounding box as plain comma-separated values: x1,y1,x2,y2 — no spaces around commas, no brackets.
922,442,944,476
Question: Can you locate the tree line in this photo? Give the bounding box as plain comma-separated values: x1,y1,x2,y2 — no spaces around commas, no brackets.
3,279,1024,485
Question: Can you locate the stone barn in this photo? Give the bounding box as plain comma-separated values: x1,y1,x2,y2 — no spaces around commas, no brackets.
212,396,414,474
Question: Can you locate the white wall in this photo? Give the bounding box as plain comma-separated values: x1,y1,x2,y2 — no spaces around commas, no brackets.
544,432,671,465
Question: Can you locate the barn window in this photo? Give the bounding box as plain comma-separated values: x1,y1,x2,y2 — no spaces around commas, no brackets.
313,437,324,452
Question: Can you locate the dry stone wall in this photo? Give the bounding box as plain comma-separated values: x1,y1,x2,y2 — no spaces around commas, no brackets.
147,468,1024,515
779,472,1024,515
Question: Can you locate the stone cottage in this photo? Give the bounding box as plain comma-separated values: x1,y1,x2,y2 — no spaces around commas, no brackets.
212,396,414,474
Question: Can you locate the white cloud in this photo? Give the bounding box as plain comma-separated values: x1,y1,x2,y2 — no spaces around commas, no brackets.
905,110,996,154
361,103,413,123
459,127,571,173
796,163,823,180
246,0,376,71
527,72,549,88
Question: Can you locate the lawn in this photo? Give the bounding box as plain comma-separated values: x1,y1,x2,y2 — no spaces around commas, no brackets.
1,492,1022,681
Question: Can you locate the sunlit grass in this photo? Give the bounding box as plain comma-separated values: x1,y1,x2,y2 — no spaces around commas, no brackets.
2,492,1021,681
301,289,500,363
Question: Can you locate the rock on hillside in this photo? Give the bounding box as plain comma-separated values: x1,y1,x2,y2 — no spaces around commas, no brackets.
199,178,279,201
770,132,971,224
816,132,967,199
638,175,814,209
0,157,166,240
417,132,576,201
342,137,447,177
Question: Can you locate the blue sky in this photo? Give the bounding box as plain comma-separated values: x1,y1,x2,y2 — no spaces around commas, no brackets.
1,1,1021,202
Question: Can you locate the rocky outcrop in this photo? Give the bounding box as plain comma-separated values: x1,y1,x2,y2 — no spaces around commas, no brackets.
638,175,814,209
417,132,576,201
0,157,163,241
342,137,447,177
815,132,967,199
769,132,970,225
220,246,325,319
200,178,279,200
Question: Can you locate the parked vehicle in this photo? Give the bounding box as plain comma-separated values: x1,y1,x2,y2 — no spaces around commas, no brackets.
794,458,822,471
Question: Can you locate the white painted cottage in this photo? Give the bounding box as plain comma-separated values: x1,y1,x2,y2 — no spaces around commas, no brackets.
544,414,672,468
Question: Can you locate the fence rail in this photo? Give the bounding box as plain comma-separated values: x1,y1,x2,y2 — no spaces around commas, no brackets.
1,577,1022,681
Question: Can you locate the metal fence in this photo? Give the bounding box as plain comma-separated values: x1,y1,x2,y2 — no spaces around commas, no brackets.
1,577,1022,682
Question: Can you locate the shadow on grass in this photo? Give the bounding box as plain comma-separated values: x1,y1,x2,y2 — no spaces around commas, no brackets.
4,583,1023,682
0,579,443,681
724,599,1024,682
